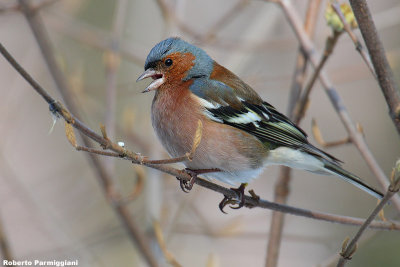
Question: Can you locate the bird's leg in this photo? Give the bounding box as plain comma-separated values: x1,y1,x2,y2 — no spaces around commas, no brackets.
219,183,248,213
177,168,221,193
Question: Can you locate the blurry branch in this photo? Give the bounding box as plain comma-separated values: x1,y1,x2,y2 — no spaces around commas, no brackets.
331,2,376,78
155,0,199,38
337,160,400,267
3,43,400,232
198,0,250,44
103,0,128,183
16,1,158,266
0,4,19,14
31,0,60,12
293,30,341,122
45,13,144,65
273,0,400,213
0,0,58,14
156,0,250,44
153,221,182,267
287,0,322,113
266,1,322,267
0,215,13,261
349,0,400,135
121,166,146,203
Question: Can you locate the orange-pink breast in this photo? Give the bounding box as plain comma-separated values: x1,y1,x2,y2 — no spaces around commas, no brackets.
151,83,268,173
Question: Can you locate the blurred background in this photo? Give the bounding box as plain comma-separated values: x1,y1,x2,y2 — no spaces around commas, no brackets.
1,0,400,266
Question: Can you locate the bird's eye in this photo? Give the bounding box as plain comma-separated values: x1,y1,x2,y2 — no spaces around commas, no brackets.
165,58,173,67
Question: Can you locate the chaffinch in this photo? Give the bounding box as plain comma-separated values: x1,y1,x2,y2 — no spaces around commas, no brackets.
137,37,383,200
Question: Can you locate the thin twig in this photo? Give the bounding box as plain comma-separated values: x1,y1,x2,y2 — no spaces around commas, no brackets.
337,161,400,267
76,146,122,157
349,0,400,135
275,0,400,212
331,2,376,79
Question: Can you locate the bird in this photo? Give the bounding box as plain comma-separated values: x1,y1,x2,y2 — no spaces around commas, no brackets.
137,37,383,201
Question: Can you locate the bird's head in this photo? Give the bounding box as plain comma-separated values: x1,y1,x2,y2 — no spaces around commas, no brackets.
137,37,214,92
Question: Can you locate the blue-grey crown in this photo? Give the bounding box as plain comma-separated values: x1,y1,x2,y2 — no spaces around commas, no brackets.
144,37,214,80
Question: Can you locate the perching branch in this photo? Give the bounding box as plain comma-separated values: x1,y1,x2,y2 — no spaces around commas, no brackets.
349,0,400,135
337,160,400,267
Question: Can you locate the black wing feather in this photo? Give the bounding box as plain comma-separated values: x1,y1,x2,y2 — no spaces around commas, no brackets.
207,100,341,163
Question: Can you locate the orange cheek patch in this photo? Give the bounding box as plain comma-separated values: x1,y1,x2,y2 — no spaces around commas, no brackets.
164,52,196,82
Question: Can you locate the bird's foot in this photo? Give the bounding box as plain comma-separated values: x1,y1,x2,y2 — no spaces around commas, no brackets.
177,168,221,193
177,168,198,193
219,183,247,214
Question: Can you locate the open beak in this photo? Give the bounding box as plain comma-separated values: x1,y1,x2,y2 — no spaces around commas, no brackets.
136,68,165,93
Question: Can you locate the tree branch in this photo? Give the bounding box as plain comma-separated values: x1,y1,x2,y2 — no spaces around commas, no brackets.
349,0,400,135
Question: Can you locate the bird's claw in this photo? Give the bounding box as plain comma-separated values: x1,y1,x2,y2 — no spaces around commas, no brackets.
219,183,247,213
177,168,198,193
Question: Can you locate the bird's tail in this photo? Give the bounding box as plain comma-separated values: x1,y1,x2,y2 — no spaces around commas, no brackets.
323,161,384,200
